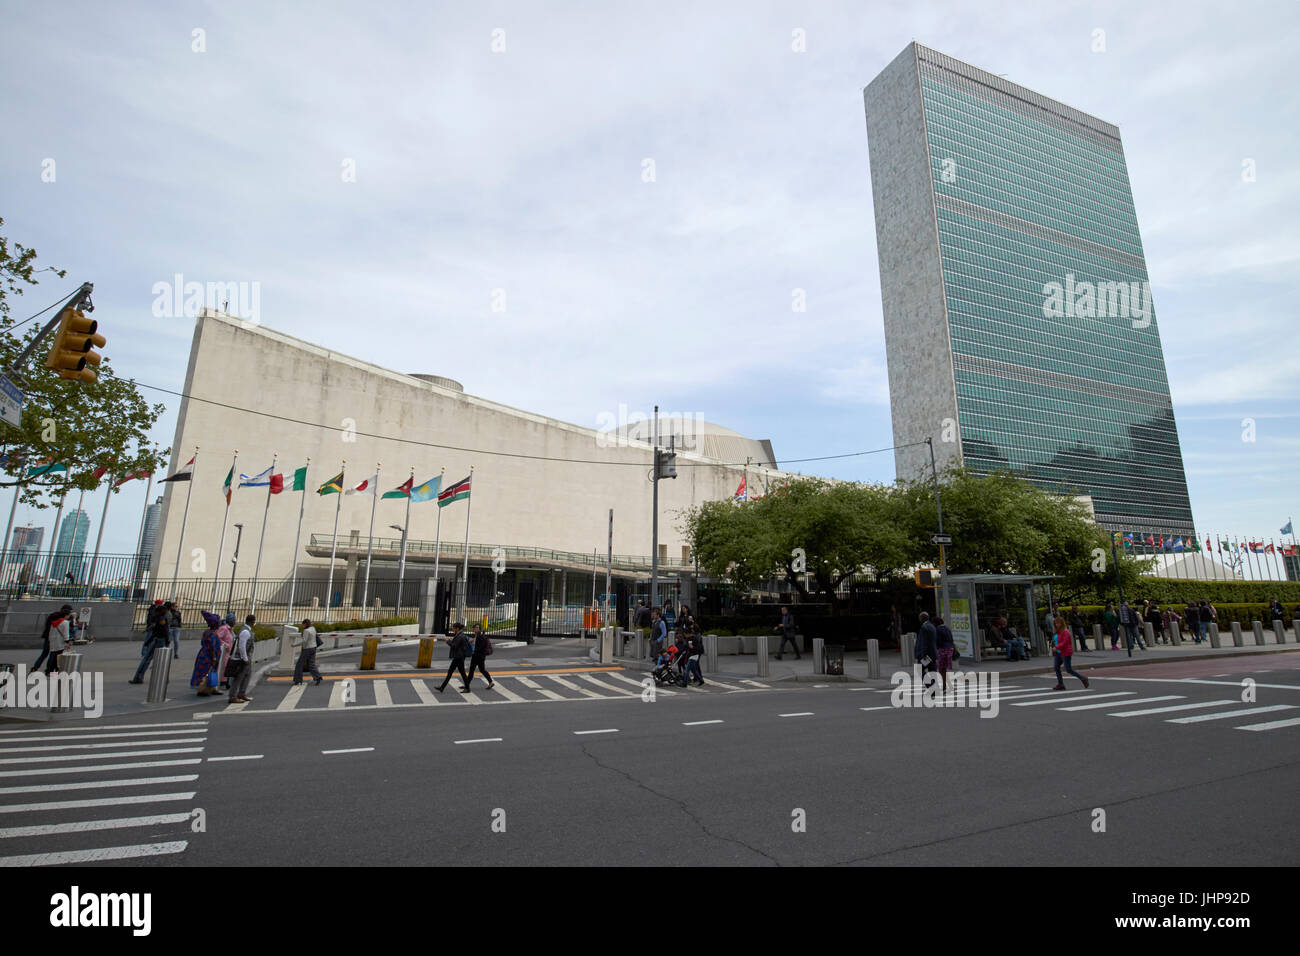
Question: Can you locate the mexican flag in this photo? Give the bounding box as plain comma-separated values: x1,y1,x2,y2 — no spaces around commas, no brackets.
382,477,414,499
437,475,471,507
318,472,344,495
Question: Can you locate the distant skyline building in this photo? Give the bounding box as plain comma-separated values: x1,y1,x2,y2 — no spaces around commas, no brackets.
864,42,1195,537
10,524,44,557
134,495,163,591
51,508,91,581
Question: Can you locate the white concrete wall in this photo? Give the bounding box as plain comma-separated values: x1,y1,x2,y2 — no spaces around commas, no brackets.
150,312,789,585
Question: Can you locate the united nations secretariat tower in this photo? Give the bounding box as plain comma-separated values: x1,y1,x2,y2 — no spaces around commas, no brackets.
864,42,1195,539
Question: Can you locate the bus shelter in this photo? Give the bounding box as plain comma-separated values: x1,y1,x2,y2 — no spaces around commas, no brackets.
940,574,1058,662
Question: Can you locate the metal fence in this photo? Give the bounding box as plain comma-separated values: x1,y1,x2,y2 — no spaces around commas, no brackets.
0,551,148,602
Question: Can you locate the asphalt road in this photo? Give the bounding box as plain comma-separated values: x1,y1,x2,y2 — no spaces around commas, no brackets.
4,651,1299,866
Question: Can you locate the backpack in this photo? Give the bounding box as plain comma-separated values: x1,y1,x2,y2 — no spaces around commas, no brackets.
482,635,493,656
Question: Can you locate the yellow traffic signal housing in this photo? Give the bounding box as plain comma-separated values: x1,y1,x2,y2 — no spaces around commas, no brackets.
915,568,937,589
44,308,105,382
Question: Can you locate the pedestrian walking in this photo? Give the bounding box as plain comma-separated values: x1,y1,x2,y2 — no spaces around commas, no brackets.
437,622,471,692
226,615,257,702
1119,601,1142,651
1144,601,1163,645
465,622,495,690
1270,598,1284,623
681,619,705,686
1185,600,1202,643
293,617,322,686
216,613,237,688
649,608,668,660
934,615,956,692
129,601,172,684
168,599,183,655
1069,606,1088,651
32,604,73,671
191,612,224,696
43,606,73,676
915,611,938,685
1161,606,1182,644
1051,615,1090,690
774,606,801,660
1103,602,1120,650
1198,600,1216,639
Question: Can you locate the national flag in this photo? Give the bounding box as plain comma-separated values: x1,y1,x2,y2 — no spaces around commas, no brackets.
318,472,344,495
1111,531,1123,545
290,466,307,492
222,466,234,504
161,457,195,483
239,467,274,488
346,474,378,495
26,461,68,478
734,475,746,502
382,477,414,499
1248,541,1264,553
1265,542,1275,554
1282,521,1294,536
269,473,285,495
114,469,151,487
410,475,441,503
1189,537,1200,552
1284,545,1298,557
1122,534,1134,549
1171,538,1184,552
93,466,109,481
437,475,471,507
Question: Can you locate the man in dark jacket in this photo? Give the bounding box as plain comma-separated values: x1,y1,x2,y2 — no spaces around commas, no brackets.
130,602,172,684
774,607,800,660
649,608,668,660
1069,606,1088,651
32,605,73,671
437,622,472,693
915,611,938,684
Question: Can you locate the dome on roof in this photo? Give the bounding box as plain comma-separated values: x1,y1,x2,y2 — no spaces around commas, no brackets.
410,374,464,392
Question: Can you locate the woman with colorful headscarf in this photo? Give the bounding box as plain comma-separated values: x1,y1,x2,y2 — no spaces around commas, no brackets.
216,612,237,687
191,611,224,696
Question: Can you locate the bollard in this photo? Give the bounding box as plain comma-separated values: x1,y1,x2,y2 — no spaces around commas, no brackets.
1209,622,1220,648
599,627,614,664
1143,622,1155,647
812,638,825,675
633,633,644,660
1252,621,1265,646
1230,622,1242,647
1170,621,1181,645
704,634,717,674
756,635,770,677
1275,620,1287,645
146,646,173,703
360,637,379,670
416,637,435,668
867,638,880,680
900,633,915,667
280,625,299,669
51,652,83,713
1092,623,1103,648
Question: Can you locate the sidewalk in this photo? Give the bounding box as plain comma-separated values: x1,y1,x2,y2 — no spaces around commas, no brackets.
616,630,1300,684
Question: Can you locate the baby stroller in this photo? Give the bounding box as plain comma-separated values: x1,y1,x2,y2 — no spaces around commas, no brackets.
652,645,686,687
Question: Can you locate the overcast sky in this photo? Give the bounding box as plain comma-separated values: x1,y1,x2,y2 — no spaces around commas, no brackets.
1,0,1296,560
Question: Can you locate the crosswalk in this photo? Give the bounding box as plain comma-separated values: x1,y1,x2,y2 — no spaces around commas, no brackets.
0,719,209,866
871,683,1300,732
219,669,773,715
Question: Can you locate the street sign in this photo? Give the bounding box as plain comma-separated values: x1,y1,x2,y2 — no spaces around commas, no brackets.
931,533,953,546
0,374,25,428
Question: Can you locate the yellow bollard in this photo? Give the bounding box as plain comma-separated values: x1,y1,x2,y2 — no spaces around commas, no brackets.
416,637,435,669
360,636,379,670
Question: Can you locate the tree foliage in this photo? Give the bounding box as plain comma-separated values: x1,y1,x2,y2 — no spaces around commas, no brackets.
0,218,167,508
682,468,1150,606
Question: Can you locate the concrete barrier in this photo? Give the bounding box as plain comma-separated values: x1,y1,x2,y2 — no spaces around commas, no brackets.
1170,621,1182,645
1275,620,1287,645
900,633,915,666
1229,622,1242,647
704,634,717,674
1252,621,1265,646
756,635,769,677
866,638,880,680
1092,624,1103,648
1209,623,1220,648
1143,622,1156,646
146,646,173,703
812,638,825,675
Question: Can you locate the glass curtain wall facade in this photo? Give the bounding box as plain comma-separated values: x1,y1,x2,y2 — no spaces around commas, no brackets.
865,44,1195,538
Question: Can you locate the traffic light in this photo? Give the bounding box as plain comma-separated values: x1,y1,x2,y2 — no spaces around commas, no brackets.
44,308,105,382
914,568,938,589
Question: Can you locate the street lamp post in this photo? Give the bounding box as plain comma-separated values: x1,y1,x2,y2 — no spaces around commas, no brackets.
925,438,950,626
226,523,244,618
1112,539,1131,659
390,523,408,615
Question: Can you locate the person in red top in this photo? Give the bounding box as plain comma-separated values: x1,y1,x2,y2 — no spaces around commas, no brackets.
1051,615,1090,691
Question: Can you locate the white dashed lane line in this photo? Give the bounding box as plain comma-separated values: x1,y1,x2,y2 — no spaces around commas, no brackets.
454,738,502,745
573,729,619,735
682,720,723,726
207,755,264,762
779,712,814,718
322,748,375,755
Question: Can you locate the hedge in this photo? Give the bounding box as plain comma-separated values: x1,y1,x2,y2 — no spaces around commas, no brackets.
1038,604,1295,628
1069,579,1300,606
308,616,417,634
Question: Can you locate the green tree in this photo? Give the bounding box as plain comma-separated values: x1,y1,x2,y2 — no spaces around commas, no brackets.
0,219,167,509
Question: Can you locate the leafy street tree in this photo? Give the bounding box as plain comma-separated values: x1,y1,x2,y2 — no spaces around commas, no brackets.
0,219,167,510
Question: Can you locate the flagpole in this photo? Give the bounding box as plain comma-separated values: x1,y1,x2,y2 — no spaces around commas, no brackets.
432,467,445,611
85,479,114,600
287,458,309,624
170,447,198,602
457,466,474,624
0,483,19,589
324,461,344,624
41,482,68,597
361,462,381,620
396,467,413,616
132,471,154,599
249,452,277,616
210,451,238,612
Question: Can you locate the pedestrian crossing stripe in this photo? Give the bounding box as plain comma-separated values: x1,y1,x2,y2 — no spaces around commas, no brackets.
1167,705,1295,724
265,665,627,682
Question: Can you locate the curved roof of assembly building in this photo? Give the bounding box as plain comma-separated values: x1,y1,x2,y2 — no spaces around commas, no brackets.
614,418,777,470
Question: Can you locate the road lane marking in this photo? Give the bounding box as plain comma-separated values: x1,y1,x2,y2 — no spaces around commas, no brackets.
454,738,502,745
1013,692,1135,707
266,665,626,681
0,759,202,779
573,729,619,735
1107,700,1236,717
0,841,188,867
0,812,191,839
0,747,205,765
0,792,196,814
1168,705,1296,724
0,729,208,744
683,720,723,726
207,755,264,762
322,747,375,755
860,706,894,712
0,737,208,754
517,676,566,700
606,672,675,696
373,680,393,708
1093,677,1300,691
740,680,769,688
1235,716,1300,732
0,721,202,736
578,674,639,696
277,683,307,711
1059,696,1182,711
779,712,814,718
0,775,199,796
546,675,603,698
410,679,439,705
329,681,350,708
223,701,249,713
483,681,525,702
